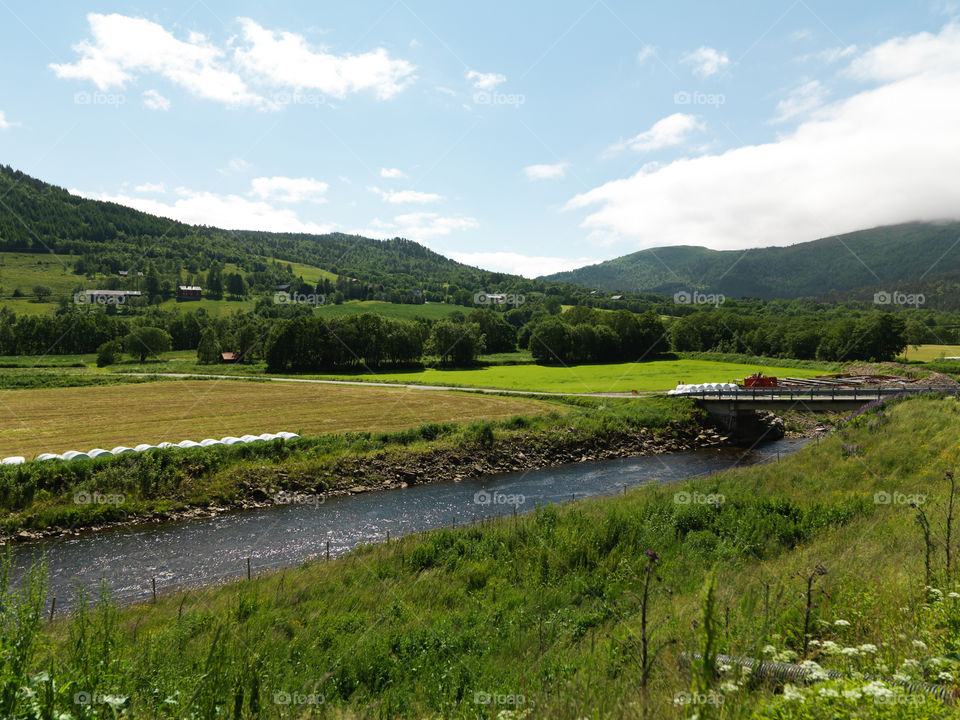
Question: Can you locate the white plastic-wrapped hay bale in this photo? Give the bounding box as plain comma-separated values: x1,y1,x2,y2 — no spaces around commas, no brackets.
111,446,135,454
199,439,224,447
1,456,25,465
87,449,113,459
258,433,278,441
177,440,201,448
220,437,244,445
61,451,90,461
35,453,60,462
275,431,300,440
157,442,175,449
134,444,158,452
240,434,263,443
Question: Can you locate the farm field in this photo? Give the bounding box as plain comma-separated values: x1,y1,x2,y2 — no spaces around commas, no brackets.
904,343,960,362
304,358,826,394
0,379,553,459
313,299,465,320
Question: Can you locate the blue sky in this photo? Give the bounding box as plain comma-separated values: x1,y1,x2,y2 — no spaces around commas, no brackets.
2,1,959,276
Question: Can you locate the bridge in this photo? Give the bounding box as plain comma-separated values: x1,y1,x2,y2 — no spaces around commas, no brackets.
687,386,955,439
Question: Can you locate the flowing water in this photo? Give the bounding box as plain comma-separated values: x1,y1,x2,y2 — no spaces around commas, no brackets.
12,437,811,607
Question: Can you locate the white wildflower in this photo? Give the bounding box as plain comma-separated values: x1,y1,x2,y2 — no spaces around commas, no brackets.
938,671,953,681
901,659,921,670
834,619,851,627
841,647,859,657
774,650,798,663
761,645,777,655
782,684,806,702
720,681,738,693
861,681,893,701
808,639,821,647
949,592,960,599
858,644,877,654
800,660,829,682
912,640,928,650
820,641,841,655
842,688,862,700
892,672,911,683
818,687,839,698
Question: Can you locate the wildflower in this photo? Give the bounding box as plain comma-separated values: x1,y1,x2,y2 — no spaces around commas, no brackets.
818,687,839,698
842,688,862,700
782,684,805,702
938,671,953,682
861,681,893,701
761,645,777,655
800,660,829,682
912,640,928,650
927,587,944,601
841,647,859,657
820,641,841,655
645,550,660,562
774,649,798,663
834,619,851,627
720,681,738,693
892,672,911,683
718,664,732,674
949,592,960,599
901,659,921,671
858,644,877,654
808,639,821,647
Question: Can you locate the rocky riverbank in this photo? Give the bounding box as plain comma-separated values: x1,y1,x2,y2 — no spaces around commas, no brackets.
11,421,741,542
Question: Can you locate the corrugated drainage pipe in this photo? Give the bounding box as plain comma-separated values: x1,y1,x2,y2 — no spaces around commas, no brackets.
679,652,957,705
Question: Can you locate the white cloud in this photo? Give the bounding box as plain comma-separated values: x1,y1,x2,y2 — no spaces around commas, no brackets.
360,212,478,240
445,251,599,278
806,44,858,64
607,113,703,154
772,80,825,123
220,158,252,174
51,13,261,106
52,13,416,107
134,182,165,193
380,167,407,179
466,69,506,91
567,24,960,252
681,46,730,77
72,187,332,233
142,88,170,110
0,111,15,129
235,18,416,100
250,176,329,203
524,162,569,181
636,45,657,64
369,186,442,204
435,85,457,97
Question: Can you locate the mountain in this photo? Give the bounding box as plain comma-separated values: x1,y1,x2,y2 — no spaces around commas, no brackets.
0,165,524,293
541,223,960,300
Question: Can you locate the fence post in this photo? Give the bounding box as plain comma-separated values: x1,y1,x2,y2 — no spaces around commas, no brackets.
151,577,156,602
246,558,251,581
49,597,56,622
326,541,330,560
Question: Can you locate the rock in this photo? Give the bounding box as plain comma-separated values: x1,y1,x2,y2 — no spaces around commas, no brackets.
250,488,270,502
348,486,366,493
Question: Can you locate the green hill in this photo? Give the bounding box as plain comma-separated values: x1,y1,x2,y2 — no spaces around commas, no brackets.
543,222,960,299
0,164,522,294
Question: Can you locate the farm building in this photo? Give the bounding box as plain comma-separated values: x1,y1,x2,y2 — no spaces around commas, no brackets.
177,285,202,300
220,352,241,363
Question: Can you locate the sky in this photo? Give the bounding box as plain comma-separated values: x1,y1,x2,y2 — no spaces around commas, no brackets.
2,1,960,277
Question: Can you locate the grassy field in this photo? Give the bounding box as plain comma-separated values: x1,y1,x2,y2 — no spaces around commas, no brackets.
904,344,960,362
0,379,553,458
1,394,956,718
304,358,826,393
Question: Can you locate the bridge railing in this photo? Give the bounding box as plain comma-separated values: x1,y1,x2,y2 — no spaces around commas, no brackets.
679,387,957,401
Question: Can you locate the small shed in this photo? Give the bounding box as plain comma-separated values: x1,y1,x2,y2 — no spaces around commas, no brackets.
220,352,241,363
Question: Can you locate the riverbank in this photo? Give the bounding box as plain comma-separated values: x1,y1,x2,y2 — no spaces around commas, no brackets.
2,395,713,540
5,393,955,718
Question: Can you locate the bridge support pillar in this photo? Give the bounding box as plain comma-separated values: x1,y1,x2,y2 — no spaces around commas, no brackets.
703,404,784,444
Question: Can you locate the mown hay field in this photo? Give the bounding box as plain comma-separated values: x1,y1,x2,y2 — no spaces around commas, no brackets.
0,379,553,458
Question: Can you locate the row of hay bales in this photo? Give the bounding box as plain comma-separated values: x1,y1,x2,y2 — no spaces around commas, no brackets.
0,431,301,466
666,382,740,395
